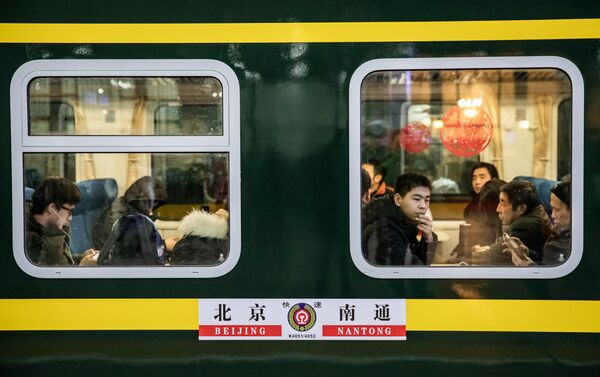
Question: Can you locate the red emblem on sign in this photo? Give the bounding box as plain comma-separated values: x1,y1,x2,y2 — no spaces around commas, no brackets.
288,303,317,332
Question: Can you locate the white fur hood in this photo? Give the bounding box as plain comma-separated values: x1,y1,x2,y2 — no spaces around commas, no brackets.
177,210,229,240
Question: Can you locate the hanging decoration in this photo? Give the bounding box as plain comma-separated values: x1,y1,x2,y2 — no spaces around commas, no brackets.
398,121,431,153
440,98,493,157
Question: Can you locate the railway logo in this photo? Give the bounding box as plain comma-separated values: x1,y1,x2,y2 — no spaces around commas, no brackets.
287,303,316,332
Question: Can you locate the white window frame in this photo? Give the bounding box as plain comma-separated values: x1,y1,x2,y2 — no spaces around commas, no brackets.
349,56,583,279
11,59,241,278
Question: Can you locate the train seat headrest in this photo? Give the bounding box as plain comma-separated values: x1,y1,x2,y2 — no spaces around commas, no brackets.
74,178,119,215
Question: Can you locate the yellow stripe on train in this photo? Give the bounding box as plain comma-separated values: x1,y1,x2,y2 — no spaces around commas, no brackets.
1,299,600,332
0,19,600,43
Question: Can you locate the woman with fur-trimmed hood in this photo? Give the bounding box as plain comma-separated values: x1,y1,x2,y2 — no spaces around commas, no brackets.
171,209,229,265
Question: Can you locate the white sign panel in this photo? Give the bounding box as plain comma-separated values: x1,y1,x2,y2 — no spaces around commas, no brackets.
198,299,406,340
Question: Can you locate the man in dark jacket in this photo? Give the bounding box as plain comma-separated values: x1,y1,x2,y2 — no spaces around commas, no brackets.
26,177,94,265
505,180,571,266
362,173,436,265
486,180,551,264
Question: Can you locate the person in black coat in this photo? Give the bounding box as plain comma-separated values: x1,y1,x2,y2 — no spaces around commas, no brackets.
171,209,229,265
486,180,551,264
92,176,168,250
362,173,437,265
505,180,571,266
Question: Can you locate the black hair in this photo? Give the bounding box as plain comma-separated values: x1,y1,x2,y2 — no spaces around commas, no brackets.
550,180,570,209
361,168,371,198
479,178,506,217
363,158,387,181
470,162,499,180
394,173,432,197
500,180,540,214
31,177,81,215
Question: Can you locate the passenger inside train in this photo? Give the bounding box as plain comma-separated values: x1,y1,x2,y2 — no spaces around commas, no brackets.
359,66,572,267
504,180,571,266
25,170,230,267
362,173,436,265
23,76,231,267
25,177,97,266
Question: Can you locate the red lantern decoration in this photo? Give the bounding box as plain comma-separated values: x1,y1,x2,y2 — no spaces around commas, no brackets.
440,101,493,157
399,121,431,153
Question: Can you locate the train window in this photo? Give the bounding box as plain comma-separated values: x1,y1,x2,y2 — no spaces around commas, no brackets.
11,60,240,278
350,57,583,279
29,77,223,136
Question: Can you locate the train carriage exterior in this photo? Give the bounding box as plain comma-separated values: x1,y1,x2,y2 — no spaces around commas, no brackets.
1,1,600,375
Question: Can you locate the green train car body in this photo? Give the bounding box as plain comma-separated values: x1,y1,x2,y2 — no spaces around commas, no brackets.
1,1,600,375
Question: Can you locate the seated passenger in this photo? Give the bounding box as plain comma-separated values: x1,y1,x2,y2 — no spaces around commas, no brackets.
26,177,96,266
463,162,499,224
96,211,166,266
362,173,437,265
485,180,551,264
92,176,167,250
505,180,571,266
472,178,506,245
171,209,229,265
361,159,394,201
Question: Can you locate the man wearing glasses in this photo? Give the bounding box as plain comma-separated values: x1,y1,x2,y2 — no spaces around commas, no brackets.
26,177,95,265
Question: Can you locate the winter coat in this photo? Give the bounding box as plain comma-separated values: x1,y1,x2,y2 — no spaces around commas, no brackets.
362,195,436,266
171,210,229,265
541,230,571,265
92,176,167,250
26,204,77,266
371,182,395,200
96,213,166,266
488,204,551,264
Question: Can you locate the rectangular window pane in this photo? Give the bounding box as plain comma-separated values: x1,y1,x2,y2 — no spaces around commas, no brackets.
24,152,229,267
28,77,223,136
360,68,572,267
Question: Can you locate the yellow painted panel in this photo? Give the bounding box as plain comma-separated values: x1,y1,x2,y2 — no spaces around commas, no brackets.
407,299,600,333
2,298,600,332
0,19,599,44
0,299,198,331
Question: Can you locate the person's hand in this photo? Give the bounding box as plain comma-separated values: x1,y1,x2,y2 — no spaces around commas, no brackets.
416,213,434,242
214,209,229,220
509,251,534,266
504,249,535,267
502,237,534,266
165,237,180,251
81,249,95,257
79,249,98,266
